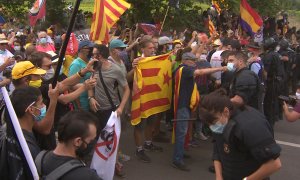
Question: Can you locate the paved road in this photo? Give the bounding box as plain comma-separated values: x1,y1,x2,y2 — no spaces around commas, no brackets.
116,119,300,180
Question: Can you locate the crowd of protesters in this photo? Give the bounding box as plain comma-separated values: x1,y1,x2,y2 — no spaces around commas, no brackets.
0,9,300,180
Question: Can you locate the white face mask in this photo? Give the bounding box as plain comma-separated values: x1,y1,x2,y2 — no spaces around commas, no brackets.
296,92,300,99
43,67,55,80
14,46,21,51
275,46,280,52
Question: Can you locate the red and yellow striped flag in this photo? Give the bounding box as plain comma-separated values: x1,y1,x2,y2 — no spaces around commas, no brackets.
209,19,216,36
131,54,172,125
90,0,131,44
212,0,221,14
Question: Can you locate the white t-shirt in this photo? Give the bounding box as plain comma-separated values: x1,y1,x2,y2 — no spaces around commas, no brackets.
210,50,224,81
0,49,15,98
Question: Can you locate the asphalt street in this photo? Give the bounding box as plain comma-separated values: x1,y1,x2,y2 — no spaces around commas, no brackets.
116,119,300,180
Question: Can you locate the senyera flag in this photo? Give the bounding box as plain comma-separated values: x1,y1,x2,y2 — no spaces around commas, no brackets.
240,0,263,35
29,0,46,26
90,0,131,44
131,53,172,126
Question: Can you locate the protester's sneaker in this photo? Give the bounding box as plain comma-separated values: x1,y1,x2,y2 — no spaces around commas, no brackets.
135,149,151,163
144,143,163,152
115,161,126,178
171,161,190,171
194,132,208,141
188,140,201,148
118,151,131,162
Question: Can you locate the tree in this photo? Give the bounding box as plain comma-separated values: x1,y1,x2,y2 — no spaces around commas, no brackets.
0,0,67,27
125,0,204,31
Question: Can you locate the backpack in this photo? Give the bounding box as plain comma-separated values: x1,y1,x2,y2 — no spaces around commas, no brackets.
35,150,85,180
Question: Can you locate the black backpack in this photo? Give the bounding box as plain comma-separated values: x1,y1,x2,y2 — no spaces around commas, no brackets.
35,150,85,180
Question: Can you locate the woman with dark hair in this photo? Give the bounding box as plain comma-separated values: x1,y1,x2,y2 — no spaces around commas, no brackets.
199,89,282,180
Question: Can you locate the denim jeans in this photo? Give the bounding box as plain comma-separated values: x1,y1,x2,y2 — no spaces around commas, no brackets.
173,107,191,164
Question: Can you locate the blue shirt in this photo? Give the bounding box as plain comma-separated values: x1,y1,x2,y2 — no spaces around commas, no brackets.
174,64,196,110
68,57,91,111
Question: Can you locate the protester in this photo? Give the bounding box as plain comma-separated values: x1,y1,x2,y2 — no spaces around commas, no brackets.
283,83,300,122
210,38,232,87
35,110,101,180
172,51,227,171
36,31,56,52
68,40,94,111
11,86,58,159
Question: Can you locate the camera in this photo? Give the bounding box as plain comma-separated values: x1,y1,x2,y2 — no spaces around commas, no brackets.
278,95,297,107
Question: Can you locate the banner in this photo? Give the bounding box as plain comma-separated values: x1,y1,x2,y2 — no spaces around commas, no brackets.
90,112,121,180
66,33,79,57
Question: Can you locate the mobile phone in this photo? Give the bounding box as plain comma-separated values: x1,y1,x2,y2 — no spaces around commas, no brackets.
93,61,99,70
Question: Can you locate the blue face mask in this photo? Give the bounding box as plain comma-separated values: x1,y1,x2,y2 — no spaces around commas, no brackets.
0,50,5,54
32,106,47,121
227,62,236,72
40,37,47,44
209,121,226,134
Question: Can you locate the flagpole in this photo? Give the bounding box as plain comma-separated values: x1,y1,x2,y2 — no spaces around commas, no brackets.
159,6,170,35
52,0,82,87
1,87,39,180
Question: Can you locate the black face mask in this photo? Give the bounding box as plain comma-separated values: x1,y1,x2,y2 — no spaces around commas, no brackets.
75,139,97,158
87,47,93,60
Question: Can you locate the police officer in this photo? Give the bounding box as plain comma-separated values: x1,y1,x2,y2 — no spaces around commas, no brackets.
199,89,282,180
278,39,296,94
227,51,260,110
261,38,285,127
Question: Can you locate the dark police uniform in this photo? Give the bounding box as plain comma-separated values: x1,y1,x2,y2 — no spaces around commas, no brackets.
229,68,260,110
212,107,281,180
262,51,285,126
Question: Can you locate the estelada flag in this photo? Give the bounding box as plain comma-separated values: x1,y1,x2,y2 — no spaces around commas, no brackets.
131,54,172,125
29,0,46,26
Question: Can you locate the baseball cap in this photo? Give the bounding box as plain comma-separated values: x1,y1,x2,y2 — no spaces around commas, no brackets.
158,36,172,45
182,52,198,61
12,61,46,80
109,39,128,49
78,40,94,50
173,39,183,45
46,51,62,63
213,39,222,46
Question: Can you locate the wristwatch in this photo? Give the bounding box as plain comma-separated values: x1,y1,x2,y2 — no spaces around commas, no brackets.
78,69,84,77
88,96,95,101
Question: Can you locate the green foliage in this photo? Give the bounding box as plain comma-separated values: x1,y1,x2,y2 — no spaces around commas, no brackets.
0,0,67,27
0,0,35,23
125,0,205,31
